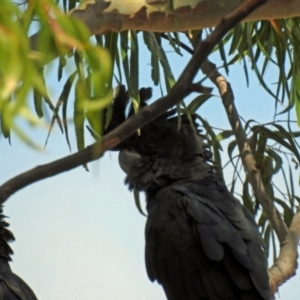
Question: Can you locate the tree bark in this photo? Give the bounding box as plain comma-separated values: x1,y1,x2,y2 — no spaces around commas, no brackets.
30,0,300,50
72,0,300,35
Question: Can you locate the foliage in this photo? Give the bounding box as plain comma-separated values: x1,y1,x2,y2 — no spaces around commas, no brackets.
0,0,112,148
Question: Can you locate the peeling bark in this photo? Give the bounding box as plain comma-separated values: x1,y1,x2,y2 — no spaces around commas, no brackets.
72,0,300,35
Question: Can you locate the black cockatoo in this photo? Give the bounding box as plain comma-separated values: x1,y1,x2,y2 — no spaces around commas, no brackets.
0,206,38,300
107,86,271,300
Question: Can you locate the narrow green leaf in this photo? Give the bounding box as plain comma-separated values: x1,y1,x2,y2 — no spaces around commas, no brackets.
227,140,237,162
62,89,71,150
295,95,300,127
45,71,77,149
187,94,213,114
265,148,283,175
0,100,10,142
33,68,46,118
120,31,130,89
153,33,175,91
244,119,260,133
74,79,85,153
57,56,67,82
115,46,123,83
273,124,300,163
280,166,291,200
252,125,300,163
165,32,183,56
215,130,233,142
229,24,243,55
218,41,229,75
258,212,267,228
288,165,295,212
226,53,241,67
246,25,279,102
129,30,139,100
143,32,160,86
274,198,293,227
241,56,249,87
255,133,267,167
33,89,43,118
242,180,254,215
104,32,118,66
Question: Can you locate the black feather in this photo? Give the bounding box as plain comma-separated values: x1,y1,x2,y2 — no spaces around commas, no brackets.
0,207,37,300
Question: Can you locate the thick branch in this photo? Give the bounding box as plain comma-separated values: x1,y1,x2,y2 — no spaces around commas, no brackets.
31,0,299,52
268,211,300,294
72,0,299,35
0,0,268,203
269,210,300,294
200,59,299,296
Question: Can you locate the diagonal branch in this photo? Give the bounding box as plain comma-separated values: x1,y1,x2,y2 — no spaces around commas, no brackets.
200,58,299,296
0,0,268,204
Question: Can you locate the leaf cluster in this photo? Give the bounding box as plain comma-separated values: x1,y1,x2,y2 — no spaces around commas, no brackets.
0,0,112,148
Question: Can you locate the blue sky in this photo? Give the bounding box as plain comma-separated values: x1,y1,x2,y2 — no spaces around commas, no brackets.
0,32,299,299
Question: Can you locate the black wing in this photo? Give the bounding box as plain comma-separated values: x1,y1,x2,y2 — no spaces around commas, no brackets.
0,208,38,300
145,177,270,300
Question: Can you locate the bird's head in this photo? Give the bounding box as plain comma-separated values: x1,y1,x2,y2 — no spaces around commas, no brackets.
119,116,212,191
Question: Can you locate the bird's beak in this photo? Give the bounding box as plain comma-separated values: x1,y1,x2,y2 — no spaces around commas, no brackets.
118,149,141,174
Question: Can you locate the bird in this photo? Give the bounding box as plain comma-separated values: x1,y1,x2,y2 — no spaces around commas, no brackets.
116,111,271,300
0,206,38,300
103,85,271,299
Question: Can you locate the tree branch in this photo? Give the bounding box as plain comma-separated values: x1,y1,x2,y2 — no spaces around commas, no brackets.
0,0,268,203
268,208,300,294
200,58,299,296
67,0,300,35
30,0,297,58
